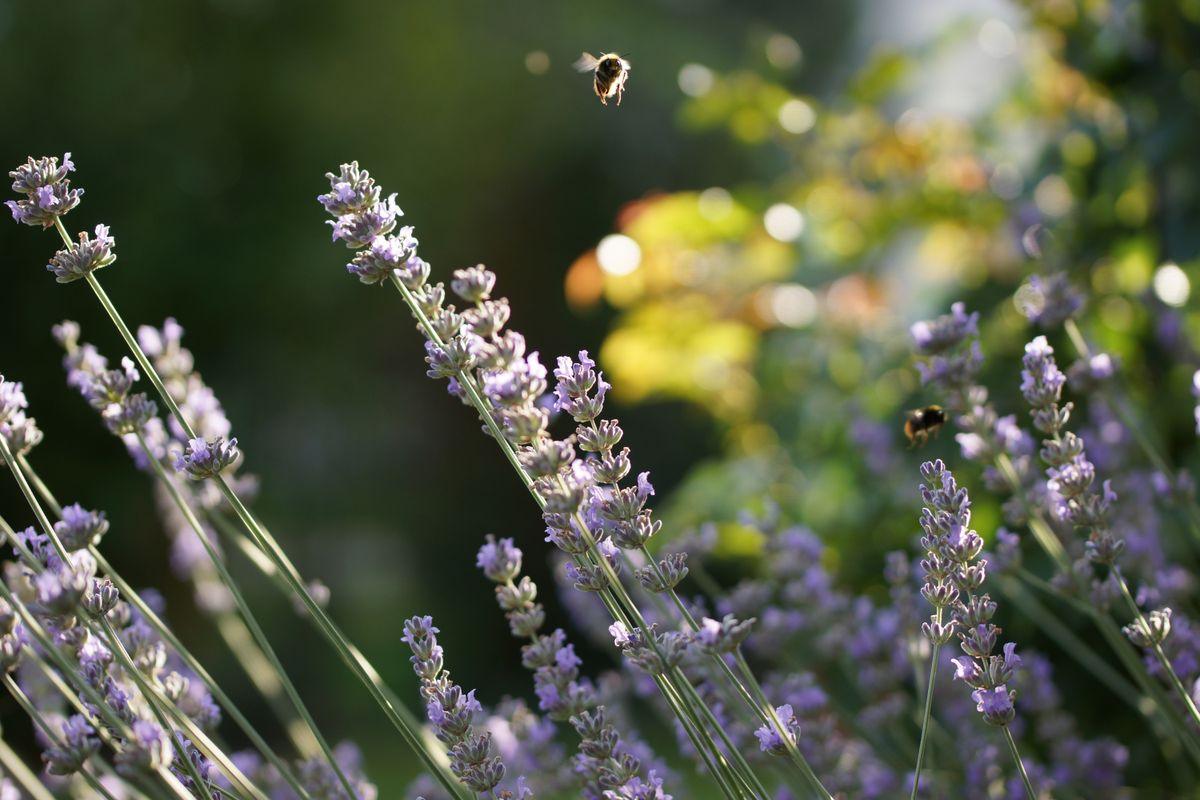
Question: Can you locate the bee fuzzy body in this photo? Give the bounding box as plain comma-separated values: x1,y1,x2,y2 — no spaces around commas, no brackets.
576,52,631,106
904,405,946,448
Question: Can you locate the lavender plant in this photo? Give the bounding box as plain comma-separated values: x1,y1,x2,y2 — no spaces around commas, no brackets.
4,147,1200,799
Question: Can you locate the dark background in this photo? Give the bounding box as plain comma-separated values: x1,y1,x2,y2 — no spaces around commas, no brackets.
0,0,860,791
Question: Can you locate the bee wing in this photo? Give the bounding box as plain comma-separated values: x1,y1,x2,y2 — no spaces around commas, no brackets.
574,52,600,72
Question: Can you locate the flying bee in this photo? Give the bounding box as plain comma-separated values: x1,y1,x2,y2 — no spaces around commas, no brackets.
575,52,631,106
903,405,946,448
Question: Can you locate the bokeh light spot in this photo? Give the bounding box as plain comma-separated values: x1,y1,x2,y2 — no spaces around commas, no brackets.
524,51,550,75
1153,262,1191,307
698,187,733,220
765,34,803,69
763,203,805,242
678,63,715,97
778,99,816,134
978,19,1017,58
596,234,642,276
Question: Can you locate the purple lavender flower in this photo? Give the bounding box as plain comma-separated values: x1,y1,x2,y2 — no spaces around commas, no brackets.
6,153,83,228
116,719,175,775
970,685,1016,727
401,616,444,682
46,224,117,283
1021,335,1124,565
754,704,800,755
0,410,44,461
53,504,110,552
695,615,755,654
911,303,984,410
918,460,1022,730
0,376,28,424
1016,273,1083,330
82,578,120,617
174,436,240,480
32,567,88,617
42,714,99,775
328,194,402,249
1194,370,1200,435
346,227,419,285
477,535,523,584
317,162,382,216
911,302,979,355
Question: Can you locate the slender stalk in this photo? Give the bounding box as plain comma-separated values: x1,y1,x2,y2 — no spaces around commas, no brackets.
203,507,459,786
909,618,943,799
588,567,753,798
214,482,470,799
1001,727,1038,800
3,674,120,800
134,434,358,799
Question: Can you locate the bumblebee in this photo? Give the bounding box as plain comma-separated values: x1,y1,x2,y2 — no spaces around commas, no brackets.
904,405,946,448
575,52,631,106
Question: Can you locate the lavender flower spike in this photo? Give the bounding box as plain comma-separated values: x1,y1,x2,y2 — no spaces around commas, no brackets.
402,615,520,795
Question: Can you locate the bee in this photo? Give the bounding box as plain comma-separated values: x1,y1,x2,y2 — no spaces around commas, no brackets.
575,52,631,106
903,405,946,448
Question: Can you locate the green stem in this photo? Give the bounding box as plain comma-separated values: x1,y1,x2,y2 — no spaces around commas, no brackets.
910,628,943,799
992,448,1200,765
3,442,261,795
638,532,827,794
993,454,1069,572
214,481,470,800
589,571,752,798
204,507,454,786
1001,727,1037,800
135,434,357,800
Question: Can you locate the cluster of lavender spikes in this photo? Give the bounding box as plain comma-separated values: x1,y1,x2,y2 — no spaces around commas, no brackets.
7,147,1200,799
